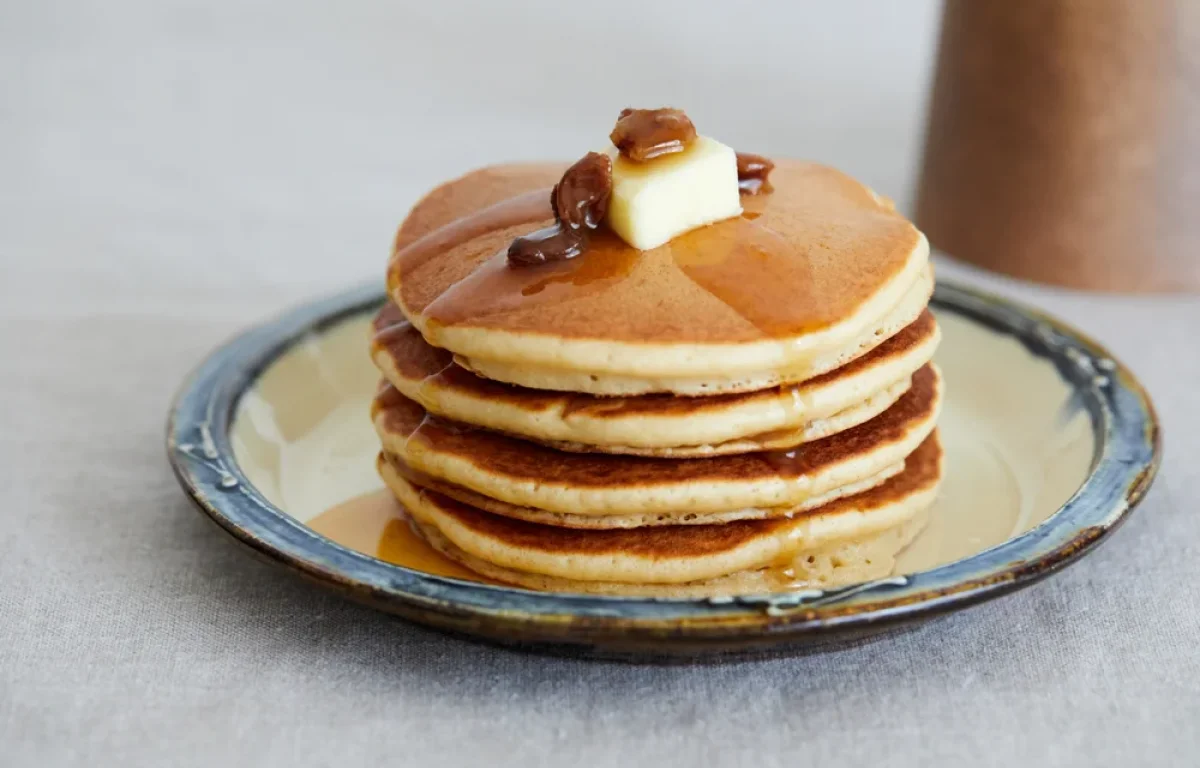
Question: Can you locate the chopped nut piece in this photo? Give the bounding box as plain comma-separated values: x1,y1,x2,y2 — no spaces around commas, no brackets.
609,108,697,163
506,224,585,267
736,152,775,195
507,152,613,268
554,152,613,231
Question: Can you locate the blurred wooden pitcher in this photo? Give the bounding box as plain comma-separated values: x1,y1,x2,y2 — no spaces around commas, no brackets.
916,0,1200,292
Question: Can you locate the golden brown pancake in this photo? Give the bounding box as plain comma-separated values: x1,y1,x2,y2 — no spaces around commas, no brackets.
382,453,903,529
380,433,943,596
372,364,942,519
368,140,945,599
388,161,930,394
450,266,933,395
371,305,940,456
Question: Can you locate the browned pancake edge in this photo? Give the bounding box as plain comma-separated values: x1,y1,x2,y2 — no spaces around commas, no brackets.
388,433,942,560
371,364,941,488
371,303,937,418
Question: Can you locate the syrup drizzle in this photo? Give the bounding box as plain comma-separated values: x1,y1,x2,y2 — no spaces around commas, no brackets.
423,229,640,325
396,160,909,344
393,189,553,274
667,214,823,335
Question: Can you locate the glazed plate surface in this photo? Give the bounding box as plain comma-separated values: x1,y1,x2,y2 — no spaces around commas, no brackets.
167,280,1159,657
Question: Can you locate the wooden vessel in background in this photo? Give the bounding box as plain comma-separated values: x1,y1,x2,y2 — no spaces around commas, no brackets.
916,0,1200,292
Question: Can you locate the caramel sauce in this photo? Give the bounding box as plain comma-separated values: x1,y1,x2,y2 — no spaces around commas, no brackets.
307,489,493,582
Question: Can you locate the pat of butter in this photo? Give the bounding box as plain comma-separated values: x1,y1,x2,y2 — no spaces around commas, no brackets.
603,135,742,251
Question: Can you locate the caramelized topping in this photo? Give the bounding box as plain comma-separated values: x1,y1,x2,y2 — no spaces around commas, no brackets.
553,151,613,231
736,152,775,195
505,223,587,267
508,152,613,268
609,108,697,162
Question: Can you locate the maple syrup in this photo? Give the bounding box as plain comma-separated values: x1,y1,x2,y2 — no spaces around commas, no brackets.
307,489,492,583
414,195,838,339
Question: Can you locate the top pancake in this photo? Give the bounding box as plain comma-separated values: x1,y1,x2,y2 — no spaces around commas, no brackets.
389,161,929,389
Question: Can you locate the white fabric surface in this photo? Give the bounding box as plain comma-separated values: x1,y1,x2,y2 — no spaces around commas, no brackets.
3,2,1198,766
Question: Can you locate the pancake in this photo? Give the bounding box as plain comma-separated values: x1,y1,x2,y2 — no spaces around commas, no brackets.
534,378,909,457
389,161,930,395
372,307,940,456
384,453,903,529
456,265,933,395
380,432,943,597
371,363,942,519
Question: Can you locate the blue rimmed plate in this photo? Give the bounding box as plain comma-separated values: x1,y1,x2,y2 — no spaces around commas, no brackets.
166,279,1159,657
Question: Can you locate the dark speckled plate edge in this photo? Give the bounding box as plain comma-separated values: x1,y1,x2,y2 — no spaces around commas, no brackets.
166,279,1161,658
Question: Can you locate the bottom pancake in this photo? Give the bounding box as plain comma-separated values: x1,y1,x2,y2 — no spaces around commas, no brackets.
412,507,930,598
377,433,942,597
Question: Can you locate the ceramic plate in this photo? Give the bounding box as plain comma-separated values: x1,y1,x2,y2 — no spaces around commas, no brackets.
167,279,1159,657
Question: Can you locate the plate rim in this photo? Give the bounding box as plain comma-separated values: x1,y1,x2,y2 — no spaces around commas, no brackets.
166,278,1161,651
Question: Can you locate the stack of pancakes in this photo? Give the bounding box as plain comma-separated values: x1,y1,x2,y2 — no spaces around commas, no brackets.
370,160,943,597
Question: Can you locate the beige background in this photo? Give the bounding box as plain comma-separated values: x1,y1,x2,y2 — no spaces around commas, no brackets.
2,1,1198,766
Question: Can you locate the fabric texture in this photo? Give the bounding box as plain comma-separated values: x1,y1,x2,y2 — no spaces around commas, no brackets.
2,2,1197,766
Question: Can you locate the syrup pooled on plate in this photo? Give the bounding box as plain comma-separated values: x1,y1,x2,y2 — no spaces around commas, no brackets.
307,489,492,583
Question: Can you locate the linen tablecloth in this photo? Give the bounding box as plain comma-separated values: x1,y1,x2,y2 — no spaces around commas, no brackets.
3,2,1197,765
